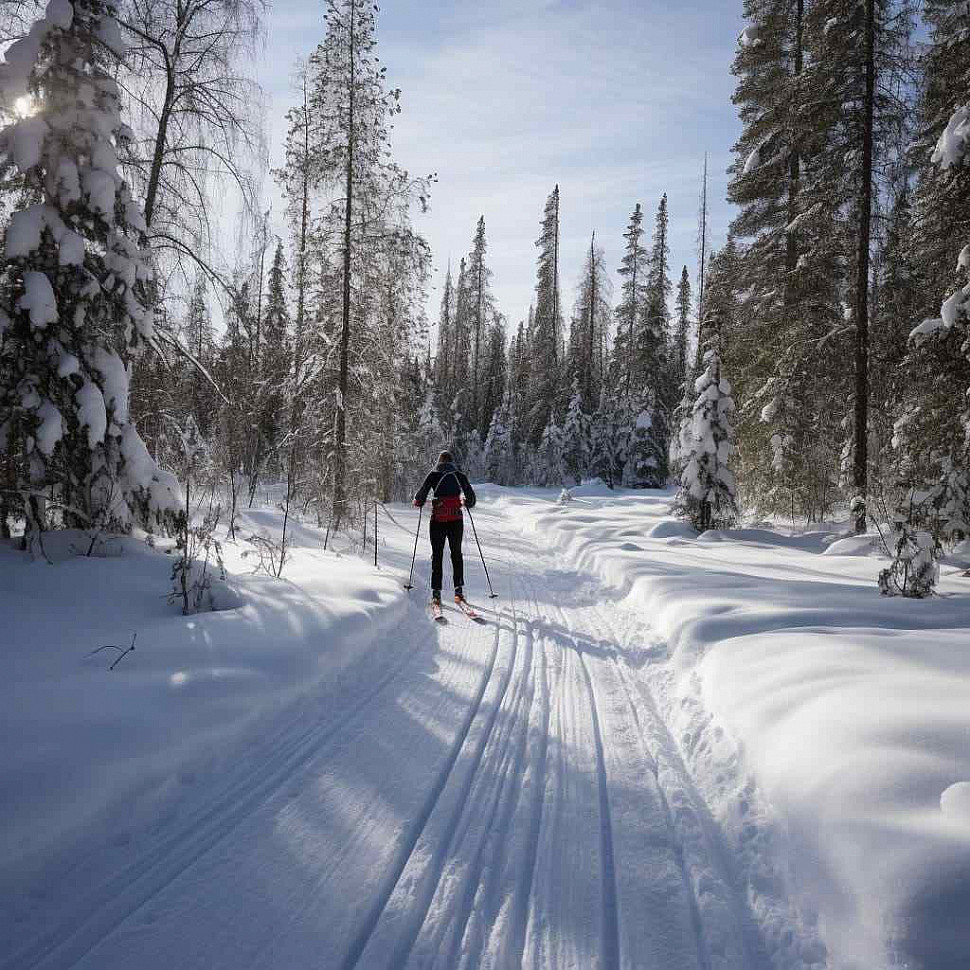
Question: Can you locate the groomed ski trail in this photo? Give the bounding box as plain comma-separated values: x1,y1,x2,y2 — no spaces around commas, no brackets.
5,499,777,970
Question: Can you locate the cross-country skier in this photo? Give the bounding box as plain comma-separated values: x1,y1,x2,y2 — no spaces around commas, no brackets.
413,451,477,609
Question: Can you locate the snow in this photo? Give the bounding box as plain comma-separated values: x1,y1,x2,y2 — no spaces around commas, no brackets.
53,157,81,205
82,166,117,215
6,204,48,259
739,25,762,48
57,227,84,266
45,0,74,30
92,348,129,423
120,423,182,514
18,270,58,327
2,487,968,970
520,488,970,970
821,532,880,556
743,145,761,175
75,381,107,447
0,0,73,104
941,783,970,822
34,398,63,454
931,105,970,170
3,115,50,171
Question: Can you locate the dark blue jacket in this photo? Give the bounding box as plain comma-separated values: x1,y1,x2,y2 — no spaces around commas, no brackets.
414,461,476,509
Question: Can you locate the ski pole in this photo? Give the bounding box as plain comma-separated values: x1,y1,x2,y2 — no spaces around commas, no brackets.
374,499,378,568
404,503,422,591
465,506,497,599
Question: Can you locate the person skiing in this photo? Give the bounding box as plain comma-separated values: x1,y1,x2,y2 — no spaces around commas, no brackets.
413,451,476,608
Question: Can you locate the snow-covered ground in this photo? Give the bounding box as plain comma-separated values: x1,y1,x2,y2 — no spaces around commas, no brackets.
2,486,969,970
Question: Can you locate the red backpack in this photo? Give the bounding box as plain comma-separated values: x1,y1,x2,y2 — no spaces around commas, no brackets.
431,470,463,522
431,496,463,522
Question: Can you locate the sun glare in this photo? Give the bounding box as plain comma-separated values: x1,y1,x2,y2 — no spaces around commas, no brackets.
14,95,35,118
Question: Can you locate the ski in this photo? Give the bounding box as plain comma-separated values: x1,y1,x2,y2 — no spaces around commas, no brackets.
431,601,445,622
455,600,484,622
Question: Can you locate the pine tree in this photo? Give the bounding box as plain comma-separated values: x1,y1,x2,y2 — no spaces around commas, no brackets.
527,185,563,444
893,5,970,553
562,382,592,484
615,203,648,399
0,0,180,537
306,0,430,526
433,262,455,407
277,64,313,394
645,193,672,368
568,232,611,412
181,274,218,438
484,389,514,484
674,350,739,532
673,266,692,401
727,0,846,520
804,0,915,531
258,241,291,480
463,216,497,436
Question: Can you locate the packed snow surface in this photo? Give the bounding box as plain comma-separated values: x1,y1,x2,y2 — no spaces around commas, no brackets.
1,487,968,970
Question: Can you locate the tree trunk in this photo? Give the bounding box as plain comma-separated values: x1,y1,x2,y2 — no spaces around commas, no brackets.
695,154,708,371
785,0,804,284
587,232,596,409
853,0,876,534
332,0,356,531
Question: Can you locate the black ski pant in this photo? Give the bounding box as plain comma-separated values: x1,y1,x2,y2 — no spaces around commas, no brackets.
430,518,464,593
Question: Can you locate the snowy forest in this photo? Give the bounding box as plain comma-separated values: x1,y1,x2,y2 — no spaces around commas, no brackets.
3,3,970,969
0,0,968,588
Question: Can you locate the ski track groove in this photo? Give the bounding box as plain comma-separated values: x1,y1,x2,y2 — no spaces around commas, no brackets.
609,650,713,970
375,618,518,969
6,628,429,970
553,595,714,970
339,618,504,970
576,649,621,970
449,574,550,970
594,599,761,970
407,608,534,969
10,505,788,970
493,613,550,970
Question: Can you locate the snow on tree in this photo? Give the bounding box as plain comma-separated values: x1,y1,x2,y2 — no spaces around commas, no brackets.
566,232,611,414
590,389,628,489
614,202,648,400
305,0,431,526
484,391,514,484
525,185,563,444
672,265,692,397
623,401,665,488
674,350,739,532
561,382,591,485
878,515,939,599
0,0,180,538
885,7,970,586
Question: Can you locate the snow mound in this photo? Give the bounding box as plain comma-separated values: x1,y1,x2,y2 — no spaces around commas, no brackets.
646,519,696,539
941,783,970,822
822,533,882,556
569,478,616,498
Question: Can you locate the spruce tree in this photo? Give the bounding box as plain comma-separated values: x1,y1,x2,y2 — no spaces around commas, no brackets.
727,0,846,520
568,232,611,413
615,203,648,399
527,185,563,444
306,0,430,526
464,216,496,436
804,0,914,531
674,350,739,532
0,0,180,537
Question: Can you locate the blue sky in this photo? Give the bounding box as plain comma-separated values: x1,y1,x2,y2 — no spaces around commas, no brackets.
259,0,745,337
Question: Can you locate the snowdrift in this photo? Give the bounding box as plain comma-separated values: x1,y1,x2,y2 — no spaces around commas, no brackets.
0,511,405,919
511,486,970,970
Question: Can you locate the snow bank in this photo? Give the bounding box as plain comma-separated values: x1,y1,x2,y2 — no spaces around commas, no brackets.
512,487,970,970
0,508,407,910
